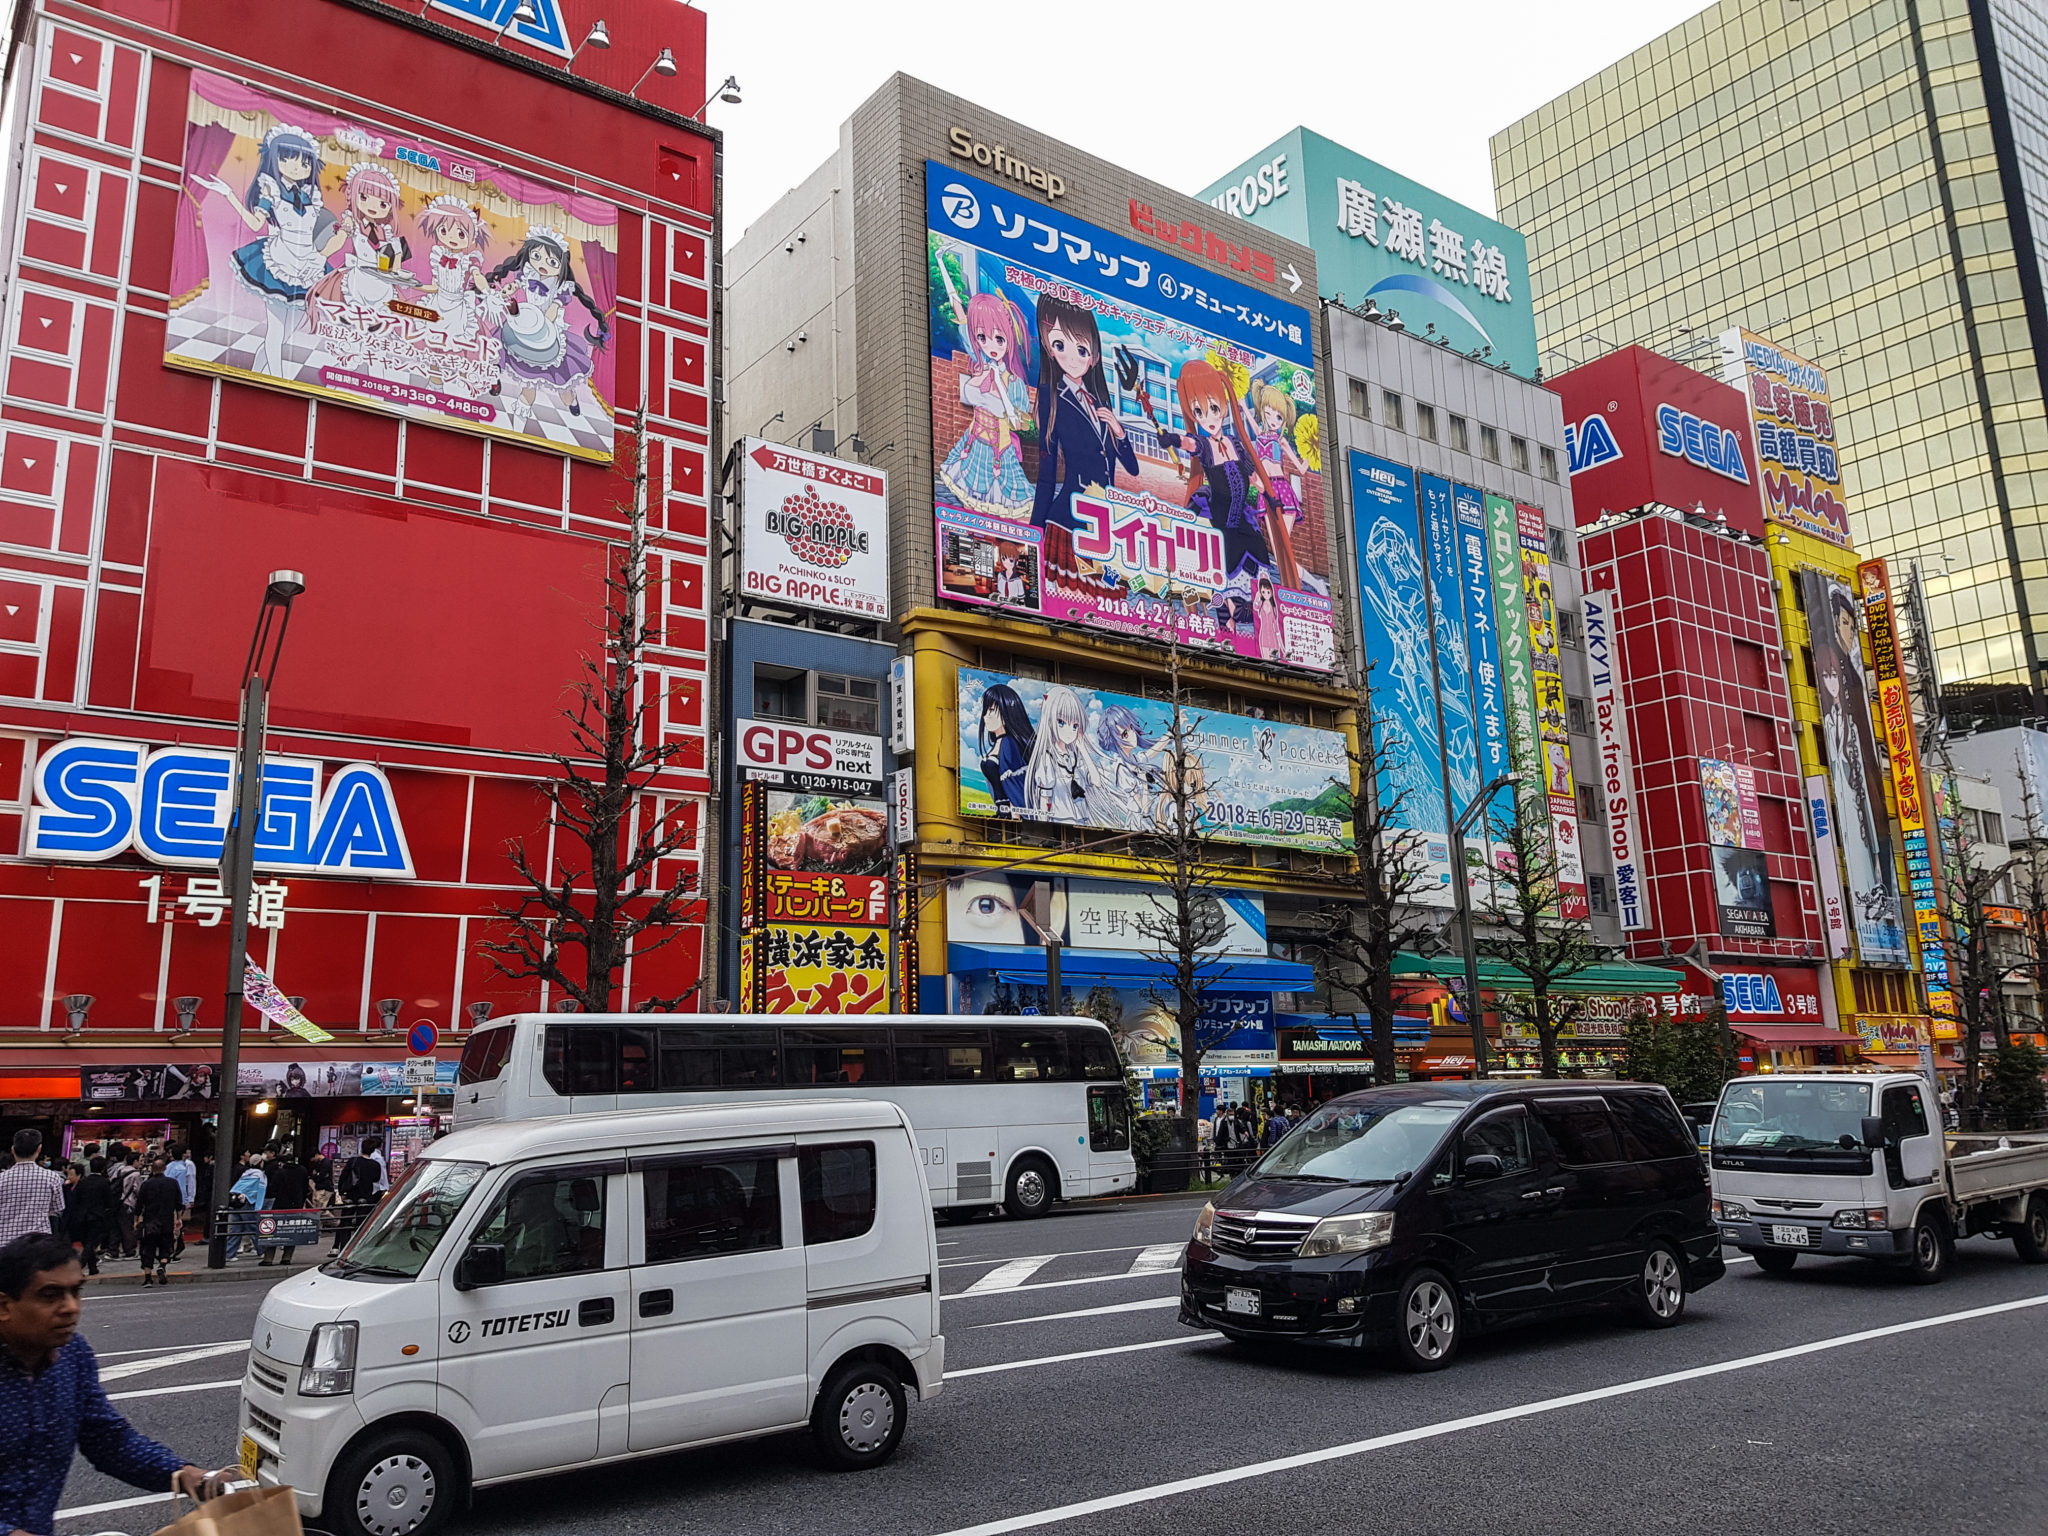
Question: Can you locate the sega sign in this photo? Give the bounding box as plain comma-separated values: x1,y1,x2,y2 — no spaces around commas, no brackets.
27,737,414,876
1655,403,1750,484
735,719,883,796
1719,969,1823,1021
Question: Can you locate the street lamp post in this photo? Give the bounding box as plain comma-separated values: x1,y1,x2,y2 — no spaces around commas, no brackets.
1451,771,1520,1078
206,571,304,1269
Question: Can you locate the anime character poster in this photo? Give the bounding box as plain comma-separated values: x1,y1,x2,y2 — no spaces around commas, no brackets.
169,71,618,461
1700,756,1776,938
955,668,1351,854
926,164,1334,673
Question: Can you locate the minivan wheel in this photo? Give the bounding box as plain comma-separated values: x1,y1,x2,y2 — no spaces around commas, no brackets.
1387,1268,1460,1372
324,1428,457,1536
812,1361,907,1471
1750,1247,1798,1275
1004,1156,1057,1219
2012,1195,2048,1264
1627,1242,1687,1327
1903,1211,1952,1285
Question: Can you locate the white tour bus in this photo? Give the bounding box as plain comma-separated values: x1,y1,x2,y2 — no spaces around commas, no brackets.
455,1013,1137,1218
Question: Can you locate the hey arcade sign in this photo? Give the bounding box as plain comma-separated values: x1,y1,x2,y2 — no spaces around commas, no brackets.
28,737,415,877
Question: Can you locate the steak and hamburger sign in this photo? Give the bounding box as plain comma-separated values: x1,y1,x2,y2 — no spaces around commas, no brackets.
737,439,892,620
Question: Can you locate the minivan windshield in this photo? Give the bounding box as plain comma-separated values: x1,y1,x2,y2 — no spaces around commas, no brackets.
1253,1103,1466,1184
327,1159,486,1279
1714,1080,1872,1154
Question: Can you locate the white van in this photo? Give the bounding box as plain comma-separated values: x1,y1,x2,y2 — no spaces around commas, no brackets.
240,1100,943,1536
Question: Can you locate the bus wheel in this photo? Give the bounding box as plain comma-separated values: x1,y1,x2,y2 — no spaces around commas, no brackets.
1004,1156,1057,1218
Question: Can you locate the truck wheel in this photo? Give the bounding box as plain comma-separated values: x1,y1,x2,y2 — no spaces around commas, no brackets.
1903,1211,1952,1285
1387,1267,1460,1372
2012,1195,2048,1264
1004,1156,1057,1219
1751,1248,1798,1275
1626,1242,1687,1327
323,1427,459,1536
811,1360,907,1470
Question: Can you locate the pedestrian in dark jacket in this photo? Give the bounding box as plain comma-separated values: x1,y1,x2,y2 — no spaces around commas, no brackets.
260,1156,313,1268
106,1146,139,1259
70,1161,117,1276
135,1160,182,1287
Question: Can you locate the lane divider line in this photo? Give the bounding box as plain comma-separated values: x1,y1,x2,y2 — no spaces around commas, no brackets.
91,1338,251,1359
947,1335,1211,1378
928,1290,2048,1536
108,1376,245,1402
56,1491,174,1522
976,1296,1183,1329
962,1256,1058,1295
946,1269,1180,1301
942,1241,1157,1271
99,1340,250,1380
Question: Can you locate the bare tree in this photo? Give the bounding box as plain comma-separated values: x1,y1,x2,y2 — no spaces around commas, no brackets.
1928,748,2020,1121
2011,750,2048,1037
481,423,702,1012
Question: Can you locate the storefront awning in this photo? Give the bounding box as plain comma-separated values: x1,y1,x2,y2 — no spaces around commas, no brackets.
1730,1025,1860,1047
1387,953,1685,996
948,944,1314,990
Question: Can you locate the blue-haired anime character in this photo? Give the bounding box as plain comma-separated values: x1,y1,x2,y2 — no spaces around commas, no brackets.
191,124,342,377
1096,703,1169,829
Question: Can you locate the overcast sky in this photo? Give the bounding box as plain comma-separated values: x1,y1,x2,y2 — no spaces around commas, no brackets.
708,0,1711,246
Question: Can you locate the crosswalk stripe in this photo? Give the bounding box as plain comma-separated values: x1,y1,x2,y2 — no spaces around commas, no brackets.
99,1340,249,1380
962,1255,1055,1295
108,1377,243,1402
1127,1244,1183,1274
976,1295,1183,1329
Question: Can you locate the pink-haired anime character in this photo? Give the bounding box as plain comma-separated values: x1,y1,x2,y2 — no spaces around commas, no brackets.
414,195,491,349
308,163,419,319
938,289,1035,518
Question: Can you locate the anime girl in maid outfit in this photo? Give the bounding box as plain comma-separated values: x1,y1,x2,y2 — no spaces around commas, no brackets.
190,124,343,377
308,164,419,339
488,227,610,429
414,196,491,362
938,292,1034,518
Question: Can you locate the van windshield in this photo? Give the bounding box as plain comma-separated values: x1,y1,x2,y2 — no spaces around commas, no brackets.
1714,1080,1872,1154
327,1159,486,1279
1252,1104,1465,1184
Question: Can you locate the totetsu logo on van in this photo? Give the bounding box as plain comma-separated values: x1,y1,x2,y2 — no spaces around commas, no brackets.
767,484,866,569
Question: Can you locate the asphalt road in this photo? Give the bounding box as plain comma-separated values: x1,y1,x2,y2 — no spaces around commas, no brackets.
51,1196,2048,1536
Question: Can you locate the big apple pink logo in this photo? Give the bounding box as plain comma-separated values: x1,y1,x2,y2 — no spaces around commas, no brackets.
766,484,865,569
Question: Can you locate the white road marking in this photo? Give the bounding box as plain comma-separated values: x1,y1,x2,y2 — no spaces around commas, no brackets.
56,1490,174,1522
947,1334,1210,1378
930,1291,2048,1535
98,1340,249,1379
976,1295,1183,1329
943,1241,1156,1270
1128,1244,1183,1274
91,1338,249,1358
947,1268,1181,1301
961,1255,1057,1294
108,1376,244,1401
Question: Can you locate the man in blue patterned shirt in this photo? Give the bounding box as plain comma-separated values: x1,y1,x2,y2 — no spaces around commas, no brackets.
0,1234,213,1536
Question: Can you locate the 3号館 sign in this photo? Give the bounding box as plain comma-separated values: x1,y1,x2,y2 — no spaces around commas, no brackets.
27,737,415,876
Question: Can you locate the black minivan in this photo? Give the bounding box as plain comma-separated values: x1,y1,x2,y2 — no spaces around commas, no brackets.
1180,1083,1723,1370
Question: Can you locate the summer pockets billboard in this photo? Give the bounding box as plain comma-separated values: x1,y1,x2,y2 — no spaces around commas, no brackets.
926,163,1335,673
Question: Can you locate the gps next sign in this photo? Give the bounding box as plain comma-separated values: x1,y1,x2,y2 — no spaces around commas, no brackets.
1551,346,1764,533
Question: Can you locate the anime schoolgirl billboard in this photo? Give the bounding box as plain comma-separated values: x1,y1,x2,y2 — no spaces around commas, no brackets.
956,667,1351,854
926,164,1335,674
167,72,618,461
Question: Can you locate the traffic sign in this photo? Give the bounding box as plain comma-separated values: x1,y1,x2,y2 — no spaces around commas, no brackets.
403,1056,439,1088
407,1020,438,1056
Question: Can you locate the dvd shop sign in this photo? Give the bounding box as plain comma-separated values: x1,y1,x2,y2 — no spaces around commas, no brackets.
736,720,884,796
738,439,891,620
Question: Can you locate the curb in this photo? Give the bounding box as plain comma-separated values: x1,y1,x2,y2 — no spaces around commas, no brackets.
89,1259,329,1288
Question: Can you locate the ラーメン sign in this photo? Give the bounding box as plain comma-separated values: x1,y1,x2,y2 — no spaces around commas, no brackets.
737,440,891,620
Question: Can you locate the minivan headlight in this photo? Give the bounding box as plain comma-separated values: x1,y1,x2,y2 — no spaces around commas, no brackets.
1193,1201,1215,1244
1298,1211,1394,1258
299,1321,358,1397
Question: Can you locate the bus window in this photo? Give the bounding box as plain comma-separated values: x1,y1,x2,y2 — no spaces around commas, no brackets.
784,1028,892,1087
994,1027,1069,1082
619,1028,656,1092
718,1029,782,1088
543,1026,617,1095
894,1029,990,1083
1088,1085,1131,1151
1063,1027,1122,1081
657,1030,722,1089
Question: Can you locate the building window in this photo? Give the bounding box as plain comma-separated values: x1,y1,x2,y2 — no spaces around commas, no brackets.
1791,575,1807,611
1539,445,1559,481
1347,377,1370,418
815,672,880,733
1800,644,1816,685
1382,390,1404,430
1577,783,1602,823
1557,607,1580,647
1588,872,1611,914
1547,525,1571,565
754,664,807,723
1511,435,1530,472
1567,695,1590,734
1448,413,1470,452
1983,810,2005,844
1416,402,1438,442
1481,424,1501,462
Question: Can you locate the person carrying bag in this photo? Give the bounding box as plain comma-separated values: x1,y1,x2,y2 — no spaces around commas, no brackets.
150,1475,302,1536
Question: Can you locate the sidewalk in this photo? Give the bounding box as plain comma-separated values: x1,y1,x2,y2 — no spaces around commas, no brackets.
88,1253,329,1288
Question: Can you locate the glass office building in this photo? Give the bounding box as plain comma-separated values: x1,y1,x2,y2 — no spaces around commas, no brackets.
1494,0,2048,689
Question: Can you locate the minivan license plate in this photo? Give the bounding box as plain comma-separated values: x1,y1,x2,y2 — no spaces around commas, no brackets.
239,1432,260,1480
1769,1225,1811,1247
1225,1287,1260,1316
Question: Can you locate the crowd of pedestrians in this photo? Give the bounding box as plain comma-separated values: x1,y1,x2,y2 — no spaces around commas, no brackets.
1203,1101,1295,1180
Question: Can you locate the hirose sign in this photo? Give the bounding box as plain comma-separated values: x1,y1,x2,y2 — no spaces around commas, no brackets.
735,720,884,797
737,440,891,621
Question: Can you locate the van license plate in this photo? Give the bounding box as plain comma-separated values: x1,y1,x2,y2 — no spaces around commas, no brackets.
1769,1225,1811,1247
239,1432,260,1480
1225,1287,1260,1316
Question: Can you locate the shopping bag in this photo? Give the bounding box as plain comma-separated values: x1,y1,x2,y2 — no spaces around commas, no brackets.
150,1484,303,1536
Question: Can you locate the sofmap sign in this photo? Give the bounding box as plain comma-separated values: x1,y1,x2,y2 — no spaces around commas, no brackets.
28,738,414,877
1200,127,1538,377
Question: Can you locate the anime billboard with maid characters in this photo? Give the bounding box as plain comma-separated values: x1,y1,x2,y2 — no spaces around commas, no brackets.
168,72,619,461
927,164,1335,673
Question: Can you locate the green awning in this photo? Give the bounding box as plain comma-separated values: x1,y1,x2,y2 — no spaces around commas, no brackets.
1388,952,1686,996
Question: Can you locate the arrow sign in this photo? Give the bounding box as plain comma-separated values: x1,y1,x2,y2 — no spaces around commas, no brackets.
1281,263,1303,295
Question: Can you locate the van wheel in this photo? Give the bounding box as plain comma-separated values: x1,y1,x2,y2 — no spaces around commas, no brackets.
812,1361,907,1470
1387,1268,1460,1372
1903,1210,1952,1285
1626,1242,1687,1327
1004,1156,1057,1219
2013,1195,2048,1264
1751,1248,1798,1275
324,1427,458,1536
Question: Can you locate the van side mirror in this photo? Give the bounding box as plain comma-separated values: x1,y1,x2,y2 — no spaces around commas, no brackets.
453,1243,506,1291
1463,1154,1505,1183
1860,1116,1887,1151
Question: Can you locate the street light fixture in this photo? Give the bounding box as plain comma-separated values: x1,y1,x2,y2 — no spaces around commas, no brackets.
1450,770,1520,1077
568,18,610,63
693,74,742,120
631,47,677,95
206,569,304,1269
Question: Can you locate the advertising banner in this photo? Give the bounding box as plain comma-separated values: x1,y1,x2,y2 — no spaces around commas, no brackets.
747,923,892,1014
1484,492,1543,802
926,162,1333,673
735,719,885,797
956,668,1350,852
738,440,891,620
1453,487,1512,804
1860,558,1953,1030
1583,590,1650,930
944,872,1266,955
169,71,619,461
1517,505,1588,918
1720,329,1849,547
759,789,889,879
1807,773,1853,959
1701,757,1775,938
1420,475,1479,832
894,845,920,1015
1351,452,1450,903
760,870,890,927
83,1066,216,1101
1801,569,1908,965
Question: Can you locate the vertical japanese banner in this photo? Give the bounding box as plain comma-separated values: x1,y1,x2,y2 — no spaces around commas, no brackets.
736,933,758,1013
737,781,762,934
1516,504,1588,918
1484,493,1543,819
1582,589,1650,930
1807,773,1853,959
1860,557,1954,1033
1453,486,1511,889
894,845,920,1015
1418,474,1479,848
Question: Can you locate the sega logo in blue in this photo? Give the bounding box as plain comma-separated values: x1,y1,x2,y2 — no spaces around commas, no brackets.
1655,403,1750,485
1564,414,1622,476
28,737,414,876
1721,972,1783,1016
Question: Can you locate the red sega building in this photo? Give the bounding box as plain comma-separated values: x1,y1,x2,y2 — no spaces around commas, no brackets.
0,0,718,1153
1555,347,1837,1050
